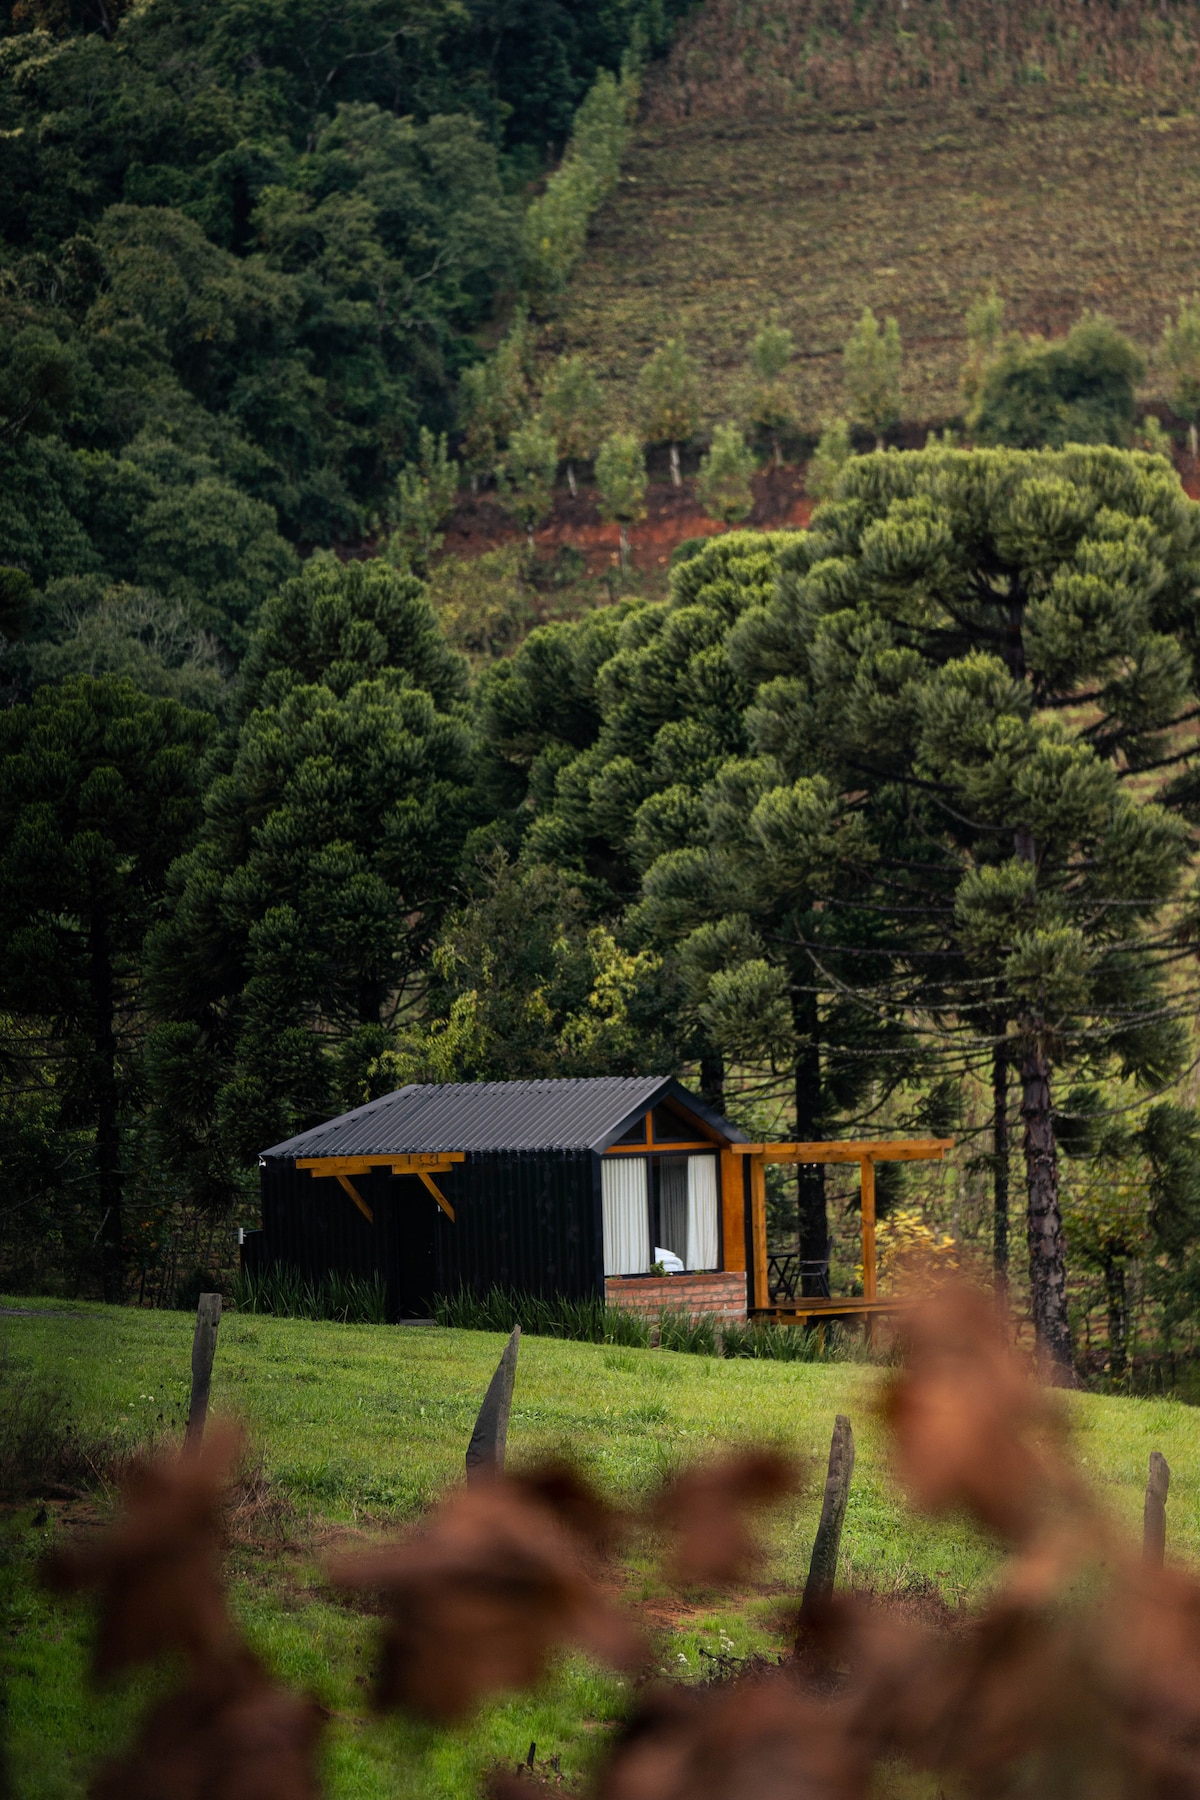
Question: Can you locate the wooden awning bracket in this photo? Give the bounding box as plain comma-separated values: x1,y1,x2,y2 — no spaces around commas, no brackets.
334,1172,374,1225
296,1152,459,1224
417,1169,455,1222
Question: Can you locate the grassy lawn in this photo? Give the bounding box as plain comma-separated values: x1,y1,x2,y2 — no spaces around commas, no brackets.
549,94,1200,435
6,1299,1200,1797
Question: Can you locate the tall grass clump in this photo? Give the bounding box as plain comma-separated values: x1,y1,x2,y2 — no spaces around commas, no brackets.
433,1285,653,1347
433,1287,867,1359
233,1264,387,1325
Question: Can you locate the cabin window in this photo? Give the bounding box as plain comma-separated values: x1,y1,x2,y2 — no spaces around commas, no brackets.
614,1114,647,1145
602,1156,649,1273
601,1154,719,1274
651,1105,696,1142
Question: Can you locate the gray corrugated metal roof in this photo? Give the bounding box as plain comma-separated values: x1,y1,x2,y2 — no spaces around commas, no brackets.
259,1076,746,1159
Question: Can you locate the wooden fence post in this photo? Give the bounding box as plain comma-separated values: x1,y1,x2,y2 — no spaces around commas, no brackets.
800,1413,855,1619
465,1325,520,1485
1144,1449,1170,1567
185,1292,222,1449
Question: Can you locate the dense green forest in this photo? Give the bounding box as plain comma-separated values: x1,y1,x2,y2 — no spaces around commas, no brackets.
8,0,1200,1390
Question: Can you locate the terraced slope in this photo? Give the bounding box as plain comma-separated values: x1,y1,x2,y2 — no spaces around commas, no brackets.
548,92,1200,434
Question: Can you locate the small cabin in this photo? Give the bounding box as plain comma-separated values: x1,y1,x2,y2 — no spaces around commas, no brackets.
253,1076,752,1321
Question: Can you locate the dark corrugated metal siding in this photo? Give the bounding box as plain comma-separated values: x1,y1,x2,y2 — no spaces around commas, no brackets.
260,1146,601,1313
261,1160,380,1283
433,1150,600,1301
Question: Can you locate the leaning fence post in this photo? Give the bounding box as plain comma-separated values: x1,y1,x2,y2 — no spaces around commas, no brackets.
185,1292,222,1449
800,1413,855,1619
465,1324,520,1485
1144,1449,1170,1566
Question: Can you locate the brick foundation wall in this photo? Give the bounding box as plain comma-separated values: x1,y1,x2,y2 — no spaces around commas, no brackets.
605,1271,747,1322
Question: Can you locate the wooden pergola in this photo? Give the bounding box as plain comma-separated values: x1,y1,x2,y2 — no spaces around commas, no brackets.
732,1138,954,1323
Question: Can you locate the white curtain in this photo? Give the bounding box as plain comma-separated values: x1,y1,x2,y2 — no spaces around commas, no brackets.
602,1157,649,1275
686,1155,719,1271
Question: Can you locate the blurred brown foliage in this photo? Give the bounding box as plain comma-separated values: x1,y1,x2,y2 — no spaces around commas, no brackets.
328,1473,643,1722
651,1449,803,1585
42,1283,1200,1800
42,1421,243,1678
88,1650,323,1800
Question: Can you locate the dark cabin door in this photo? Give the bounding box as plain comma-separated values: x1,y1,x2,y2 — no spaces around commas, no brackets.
380,1175,440,1318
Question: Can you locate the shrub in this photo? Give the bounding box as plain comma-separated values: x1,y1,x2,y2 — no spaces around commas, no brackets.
970,314,1145,449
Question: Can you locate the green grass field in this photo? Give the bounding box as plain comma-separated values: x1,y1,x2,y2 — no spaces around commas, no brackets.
6,1300,1200,1798
548,92,1200,436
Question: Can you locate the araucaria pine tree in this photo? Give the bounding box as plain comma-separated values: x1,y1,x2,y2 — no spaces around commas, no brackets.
747,322,795,466
594,431,647,573
1159,297,1200,459
540,354,604,496
499,417,559,550
697,423,756,526
843,307,902,450
387,429,459,571
636,339,700,487
735,445,1200,1380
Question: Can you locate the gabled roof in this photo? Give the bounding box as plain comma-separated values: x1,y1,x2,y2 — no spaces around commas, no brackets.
259,1075,747,1160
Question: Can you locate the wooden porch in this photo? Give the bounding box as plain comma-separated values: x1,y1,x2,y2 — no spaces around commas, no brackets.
733,1137,953,1323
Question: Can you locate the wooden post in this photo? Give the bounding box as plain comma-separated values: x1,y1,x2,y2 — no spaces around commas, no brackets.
860,1159,877,1301
186,1292,222,1449
1144,1450,1170,1566
750,1155,768,1310
466,1325,520,1485
799,1414,855,1621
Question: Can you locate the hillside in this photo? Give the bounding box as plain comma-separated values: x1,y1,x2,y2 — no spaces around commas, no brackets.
548,5,1200,435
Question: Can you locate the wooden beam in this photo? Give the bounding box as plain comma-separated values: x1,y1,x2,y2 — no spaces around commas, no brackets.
720,1147,746,1272
603,1141,717,1154
417,1169,456,1222
334,1173,373,1225
297,1152,464,1176
749,1154,768,1310
732,1139,952,1165
860,1158,877,1302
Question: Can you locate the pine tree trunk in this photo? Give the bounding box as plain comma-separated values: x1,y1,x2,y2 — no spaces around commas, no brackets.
1104,1251,1129,1377
618,522,629,574
567,462,577,497
90,899,124,1304
792,985,828,1296
1020,1031,1075,1384
992,1035,1009,1297
699,1050,725,1114
1190,422,1198,462
669,442,681,488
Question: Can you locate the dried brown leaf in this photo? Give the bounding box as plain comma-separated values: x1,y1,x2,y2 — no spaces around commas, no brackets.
328,1474,644,1722
88,1650,323,1800
652,1449,802,1585
593,1677,863,1800
41,1421,242,1678
880,1285,1068,1542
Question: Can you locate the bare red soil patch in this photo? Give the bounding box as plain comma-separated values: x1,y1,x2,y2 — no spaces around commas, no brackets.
442,464,814,579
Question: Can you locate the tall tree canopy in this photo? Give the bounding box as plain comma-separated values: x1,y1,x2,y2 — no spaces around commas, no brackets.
731,445,1200,1374
0,675,213,1297
146,558,475,1197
